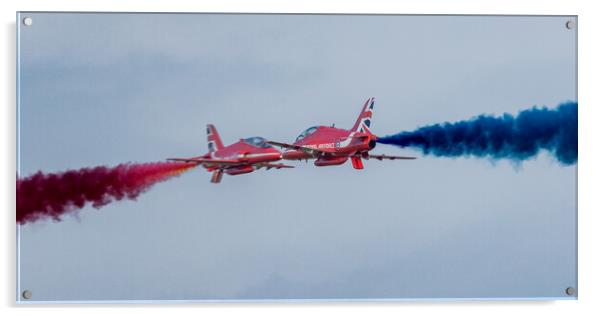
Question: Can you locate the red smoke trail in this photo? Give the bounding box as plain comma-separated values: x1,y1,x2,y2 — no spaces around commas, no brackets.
16,162,197,225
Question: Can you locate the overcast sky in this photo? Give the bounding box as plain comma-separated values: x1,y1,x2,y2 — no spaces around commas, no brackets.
18,13,576,301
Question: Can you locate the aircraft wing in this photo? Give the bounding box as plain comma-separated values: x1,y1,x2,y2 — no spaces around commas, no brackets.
262,162,295,170
367,154,416,160
266,141,329,156
167,157,242,166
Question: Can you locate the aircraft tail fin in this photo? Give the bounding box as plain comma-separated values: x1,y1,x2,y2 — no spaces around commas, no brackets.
206,124,225,153
352,97,374,133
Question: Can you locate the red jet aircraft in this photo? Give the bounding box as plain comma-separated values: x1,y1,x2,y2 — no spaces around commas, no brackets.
267,98,415,169
168,124,293,183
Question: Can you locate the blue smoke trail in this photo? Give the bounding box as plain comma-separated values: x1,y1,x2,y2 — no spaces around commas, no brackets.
377,102,577,165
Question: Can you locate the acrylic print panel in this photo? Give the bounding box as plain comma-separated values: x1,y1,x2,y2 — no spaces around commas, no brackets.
16,13,577,302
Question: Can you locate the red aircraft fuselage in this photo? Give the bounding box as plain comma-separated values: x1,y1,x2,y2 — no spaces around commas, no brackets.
281,126,377,167
168,126,293,183
202,138,282,175
268,98,415,169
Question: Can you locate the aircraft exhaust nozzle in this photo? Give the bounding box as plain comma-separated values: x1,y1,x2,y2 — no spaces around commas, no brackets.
368,139,377,149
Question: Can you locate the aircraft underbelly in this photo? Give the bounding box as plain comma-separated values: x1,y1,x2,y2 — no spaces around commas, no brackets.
314,156,348,167
225,165,254,175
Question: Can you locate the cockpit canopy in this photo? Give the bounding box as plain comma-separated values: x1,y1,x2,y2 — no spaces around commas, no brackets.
243,136,272,148
295,126,318,142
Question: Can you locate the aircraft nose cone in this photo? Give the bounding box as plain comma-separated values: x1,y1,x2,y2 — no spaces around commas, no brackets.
281,150,299,160
267,150,283,160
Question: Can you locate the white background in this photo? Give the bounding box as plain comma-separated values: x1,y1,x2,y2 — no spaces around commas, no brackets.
2,0,600,315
